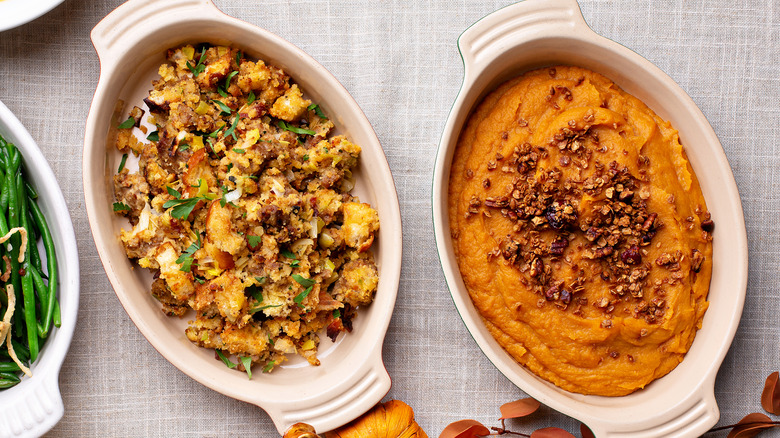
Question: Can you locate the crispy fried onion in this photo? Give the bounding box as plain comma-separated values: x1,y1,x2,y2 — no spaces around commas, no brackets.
0,256,10,283
0,284,31,377
0,227,32,377
0,227,27,263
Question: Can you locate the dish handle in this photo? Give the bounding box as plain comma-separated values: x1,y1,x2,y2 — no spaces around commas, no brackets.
457,0,591,78
90,0,219,62
0,371,63,437
586,389,719,438
264,355,392,435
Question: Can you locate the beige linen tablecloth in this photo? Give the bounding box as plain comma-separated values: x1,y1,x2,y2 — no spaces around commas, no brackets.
0,0,778,436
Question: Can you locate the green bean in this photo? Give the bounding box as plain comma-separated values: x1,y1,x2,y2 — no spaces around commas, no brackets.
0,372,20,382
5,165,21,322
0,362,20,372
18,176,38,362
28,193,57,337
10,339,28,363
24,181,37,200
30,265,49,338
0,173,7,213
53,300,61,328
0,379,19,389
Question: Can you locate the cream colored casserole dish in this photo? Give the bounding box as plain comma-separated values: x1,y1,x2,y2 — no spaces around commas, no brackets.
83,0,402,434
432,0,747,437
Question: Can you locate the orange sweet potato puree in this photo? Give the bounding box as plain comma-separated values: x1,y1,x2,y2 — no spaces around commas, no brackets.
448,66,713,396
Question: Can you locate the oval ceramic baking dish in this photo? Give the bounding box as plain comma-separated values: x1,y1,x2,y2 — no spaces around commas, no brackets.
432,0,747,437
0,101,79,438
83,0,402,434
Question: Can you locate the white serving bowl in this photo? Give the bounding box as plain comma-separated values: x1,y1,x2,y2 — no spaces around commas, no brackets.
0,0,64,32
432,1,747,437
83,0,402,434
0,101,79,438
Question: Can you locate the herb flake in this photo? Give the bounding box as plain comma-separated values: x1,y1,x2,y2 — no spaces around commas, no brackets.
118,117,135,130
118,153,128,172
277,120,316,136
294,286,313,308
113,202,131,212
186,47,207,77
216,350,237,369
292,274,315,287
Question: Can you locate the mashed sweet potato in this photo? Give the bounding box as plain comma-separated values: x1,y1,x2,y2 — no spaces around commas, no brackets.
448,66,713,396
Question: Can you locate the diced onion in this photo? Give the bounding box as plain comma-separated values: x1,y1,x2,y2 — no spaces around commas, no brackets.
270,180,286,196
224,186,242,204
291,238,314,253
309,217,319,239
341,176,355,192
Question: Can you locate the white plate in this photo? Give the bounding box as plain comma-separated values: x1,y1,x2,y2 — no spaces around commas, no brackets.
0,101,79,437
0,0,64,32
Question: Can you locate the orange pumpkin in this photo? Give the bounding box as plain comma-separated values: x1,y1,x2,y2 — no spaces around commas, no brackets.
325,400,428,438
283,400,428,438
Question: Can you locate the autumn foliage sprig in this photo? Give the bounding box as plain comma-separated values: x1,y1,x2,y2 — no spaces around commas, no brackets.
439,372,780,438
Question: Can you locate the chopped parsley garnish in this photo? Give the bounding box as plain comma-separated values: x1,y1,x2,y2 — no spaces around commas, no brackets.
118,153,128,172
302,154,309,161
146,130,159,142
249,304,281,314
277,120,315,136
213,100,232,115
209,125,225,138
247,91,256,105
292,274,315,288
280,249,296,259
162,197,200,219
118,117,135,130
166,186,182,199
219,185,230,207
307,103,327,119
247,235,262,248
333,309,341,319
112,202,131,212
186,47,207,77
239,357,252,379
224,71,238,90
248,285,263,303
216,350,237,369
294,286,313,308
262,361,275,373
232,148,245,154
206,137,217,155
224,113,240,140
176,234,201,272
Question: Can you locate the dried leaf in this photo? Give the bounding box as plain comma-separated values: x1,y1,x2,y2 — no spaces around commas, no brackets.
499,398,541,420
726,413,778,438
761,372,780,415
579,423,595,438
439,420,490,438
530,427,577,438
